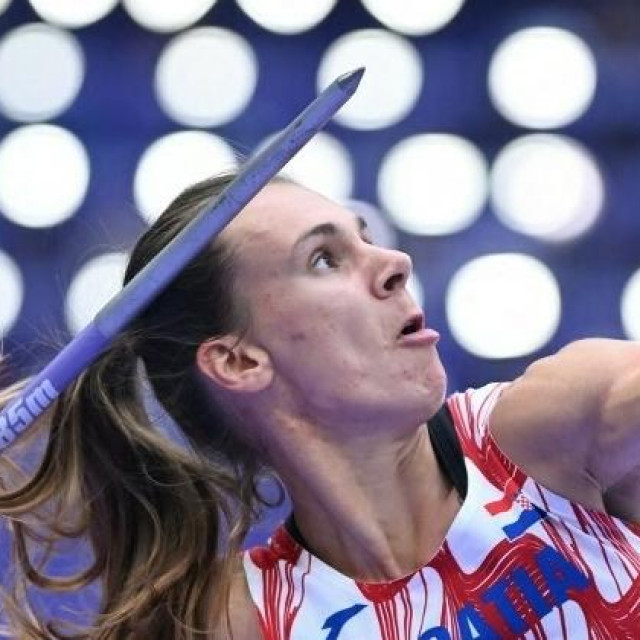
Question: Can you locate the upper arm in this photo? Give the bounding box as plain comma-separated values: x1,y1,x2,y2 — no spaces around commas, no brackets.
490,338,640,495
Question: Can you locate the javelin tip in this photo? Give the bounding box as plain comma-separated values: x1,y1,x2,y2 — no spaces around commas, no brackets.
336,67,365,94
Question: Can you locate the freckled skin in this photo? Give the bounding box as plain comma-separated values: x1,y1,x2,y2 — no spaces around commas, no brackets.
221,182,446,437
198,182,462,616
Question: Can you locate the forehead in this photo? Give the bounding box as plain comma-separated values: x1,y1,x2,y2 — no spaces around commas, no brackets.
223,182,358,259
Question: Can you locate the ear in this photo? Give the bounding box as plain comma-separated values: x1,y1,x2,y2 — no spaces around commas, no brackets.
196,335,273,393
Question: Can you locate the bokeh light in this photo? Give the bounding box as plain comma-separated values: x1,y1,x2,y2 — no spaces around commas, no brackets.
317,29,422,130
491,134,603,242
378,133,488,235
621,268,640,341
155,27,257,128
65,253,128,334
235,0,338,34
28,0,118,28
0,23,84,122
122,0,218,32
0,250,24,336
360,0,466,36
488,27,597,129
272,131,353,201
0,125,90,228
134,131,237,224
446,253,561,358
0,0,12,18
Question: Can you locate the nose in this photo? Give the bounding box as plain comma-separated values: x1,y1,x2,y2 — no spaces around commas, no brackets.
371,246,412,297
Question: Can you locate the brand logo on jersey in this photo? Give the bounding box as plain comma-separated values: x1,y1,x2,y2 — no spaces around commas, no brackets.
322,604,367,640
0,379,58,447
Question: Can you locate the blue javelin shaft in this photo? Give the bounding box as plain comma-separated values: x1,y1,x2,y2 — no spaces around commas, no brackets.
0,67,365,451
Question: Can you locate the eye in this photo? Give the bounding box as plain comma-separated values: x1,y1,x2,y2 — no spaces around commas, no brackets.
310,248,338,271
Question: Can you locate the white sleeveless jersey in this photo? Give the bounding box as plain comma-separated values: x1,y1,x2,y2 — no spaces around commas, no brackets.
243,383,640,639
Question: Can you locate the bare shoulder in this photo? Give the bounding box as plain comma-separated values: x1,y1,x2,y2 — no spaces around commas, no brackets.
493,339,637,426
212,560,261,640
490,338,640,505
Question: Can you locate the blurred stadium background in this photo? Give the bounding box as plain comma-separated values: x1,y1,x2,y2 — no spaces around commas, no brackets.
0,0,639,627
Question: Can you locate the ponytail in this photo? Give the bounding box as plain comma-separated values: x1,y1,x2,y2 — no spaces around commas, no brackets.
2,336,267,638
1,174,284,638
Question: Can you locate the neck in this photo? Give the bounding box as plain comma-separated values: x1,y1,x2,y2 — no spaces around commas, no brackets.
265,416,460,582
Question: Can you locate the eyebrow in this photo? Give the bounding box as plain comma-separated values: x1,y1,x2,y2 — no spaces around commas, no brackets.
292,216,368,254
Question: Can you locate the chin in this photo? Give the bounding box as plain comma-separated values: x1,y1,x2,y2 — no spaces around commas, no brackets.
423,372,448,413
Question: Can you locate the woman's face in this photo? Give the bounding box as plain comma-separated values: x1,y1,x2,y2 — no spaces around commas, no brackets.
223,182,447,434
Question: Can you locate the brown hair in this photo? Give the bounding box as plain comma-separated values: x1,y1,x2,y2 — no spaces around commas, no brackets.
0,174,281,638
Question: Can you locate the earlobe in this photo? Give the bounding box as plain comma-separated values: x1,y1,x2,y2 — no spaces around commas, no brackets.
196,336,273,393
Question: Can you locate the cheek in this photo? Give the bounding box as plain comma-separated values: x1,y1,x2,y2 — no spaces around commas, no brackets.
288,330,308,343
283,314,347,347
249,291,316,349
249,284,365,353
282,322,331,348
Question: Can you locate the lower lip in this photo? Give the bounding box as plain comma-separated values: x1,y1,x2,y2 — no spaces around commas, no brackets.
398,327,440,346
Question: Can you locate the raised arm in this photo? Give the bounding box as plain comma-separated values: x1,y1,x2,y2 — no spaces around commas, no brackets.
490,338,640,515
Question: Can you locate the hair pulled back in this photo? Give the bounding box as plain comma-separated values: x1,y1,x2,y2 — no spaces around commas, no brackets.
0,174,277,639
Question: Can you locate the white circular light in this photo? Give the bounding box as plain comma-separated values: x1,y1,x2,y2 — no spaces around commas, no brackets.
0,24,84,122
488,27,597,129
155,27,257,127
446,253,561,359
236,0,338,34
134,130,237,224
361,0,466,36
122,0,217,32
28,0,118,27
0,1,12,18
621,269,640,341
491,134,603,242
0,250,24,335
65,253,128,335
0,125,89,228
268,131,353,201
317,30,422,130
379,134,488,235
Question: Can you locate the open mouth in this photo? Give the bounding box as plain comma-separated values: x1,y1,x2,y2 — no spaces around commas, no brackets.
399,313,424,337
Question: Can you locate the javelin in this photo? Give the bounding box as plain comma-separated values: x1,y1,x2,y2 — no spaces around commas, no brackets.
0,67,365,451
